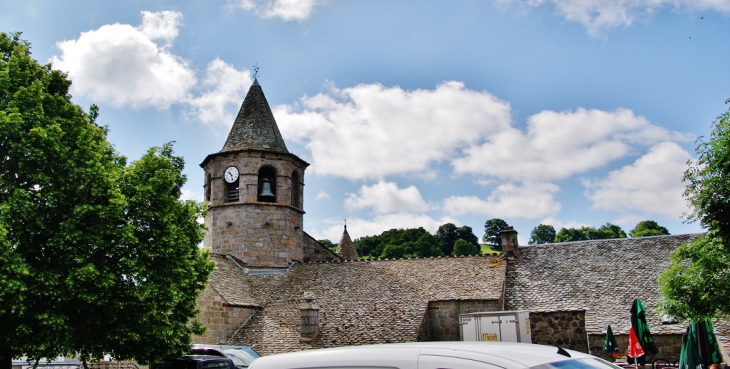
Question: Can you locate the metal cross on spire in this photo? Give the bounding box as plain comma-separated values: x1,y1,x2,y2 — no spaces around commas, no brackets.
252,63,259,80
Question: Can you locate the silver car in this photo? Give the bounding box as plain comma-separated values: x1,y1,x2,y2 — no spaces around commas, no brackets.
247,342,623,369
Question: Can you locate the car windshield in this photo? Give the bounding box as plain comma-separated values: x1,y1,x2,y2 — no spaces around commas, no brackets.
221,349,260,367
532,358,623,369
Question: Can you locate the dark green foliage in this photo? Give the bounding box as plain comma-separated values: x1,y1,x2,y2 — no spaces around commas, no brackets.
354,227,443,259
659,232,730,320
0,32,213,368
452,239,480,255
555,227,589,242
659,101,730,321
483,218,509,250
528,224,556,245
436,223,479,256
598,223,627,239
629,220,670,237
554,224,627,242
318,239,337,253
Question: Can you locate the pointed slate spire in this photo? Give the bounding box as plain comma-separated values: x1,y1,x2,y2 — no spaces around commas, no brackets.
335,223,359,261
220,79,289,154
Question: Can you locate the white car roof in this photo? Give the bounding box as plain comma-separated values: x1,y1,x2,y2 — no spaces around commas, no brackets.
248,342,600,369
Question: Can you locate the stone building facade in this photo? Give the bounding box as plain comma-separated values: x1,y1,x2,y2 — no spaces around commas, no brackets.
194,80,730,363
199,79,336,268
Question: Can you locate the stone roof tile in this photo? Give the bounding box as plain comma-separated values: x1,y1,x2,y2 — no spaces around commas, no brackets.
220,80,288,154
212,254,506,354
505,234,719,337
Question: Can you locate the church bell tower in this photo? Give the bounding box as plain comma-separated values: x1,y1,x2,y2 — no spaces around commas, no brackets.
200,79,309,268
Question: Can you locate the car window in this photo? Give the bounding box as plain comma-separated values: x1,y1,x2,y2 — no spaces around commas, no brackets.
531,358,623,369
222,349,259,366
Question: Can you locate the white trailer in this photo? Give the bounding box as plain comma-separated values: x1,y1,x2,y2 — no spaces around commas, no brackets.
459,310,532,343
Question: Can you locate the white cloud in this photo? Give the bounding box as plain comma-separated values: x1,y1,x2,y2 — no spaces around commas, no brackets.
583,141,692,217
51,11,251,126
138,10,182,46
315,213,460,241
180,188,202,202
186,58,253,127
443,182,561,218
52,12,195,109
452,108,691,182
315,191,331,200
230,0,323,20
274,81,512,180
509,0,730,35
344,181,432,214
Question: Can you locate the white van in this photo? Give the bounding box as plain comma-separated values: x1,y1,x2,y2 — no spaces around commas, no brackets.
248,342,622,369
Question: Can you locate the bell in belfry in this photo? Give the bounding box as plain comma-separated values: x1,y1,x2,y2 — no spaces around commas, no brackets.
259,177,275,201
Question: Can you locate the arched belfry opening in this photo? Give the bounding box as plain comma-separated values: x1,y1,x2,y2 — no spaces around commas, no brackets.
258,166,277,202
291,171,300,208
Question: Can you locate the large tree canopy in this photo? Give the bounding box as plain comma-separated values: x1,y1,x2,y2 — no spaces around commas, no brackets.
483,218,510,250
629,220,670,237
554,223,627,243
659,101,730,321
528,224,556,245
355,227,443,259
436,223,479,256
0,32,213,369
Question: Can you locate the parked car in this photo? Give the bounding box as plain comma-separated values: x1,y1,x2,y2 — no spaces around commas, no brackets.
190,345,260,369
163,355,235,369
248,342,624,369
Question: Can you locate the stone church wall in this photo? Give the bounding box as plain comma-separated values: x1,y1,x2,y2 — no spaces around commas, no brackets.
426,299,502,341
193,286,257,344
530,311,588,353
302,232,340,262
203,150,308,268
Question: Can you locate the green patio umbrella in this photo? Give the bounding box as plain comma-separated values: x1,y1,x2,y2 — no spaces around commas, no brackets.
603,325,620,362
679,323,702,369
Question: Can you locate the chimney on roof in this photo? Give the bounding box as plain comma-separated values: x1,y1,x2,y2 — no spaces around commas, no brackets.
500,226,519,263
299,292,320,342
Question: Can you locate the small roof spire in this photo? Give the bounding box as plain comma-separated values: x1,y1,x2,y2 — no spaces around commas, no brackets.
335,222,359,261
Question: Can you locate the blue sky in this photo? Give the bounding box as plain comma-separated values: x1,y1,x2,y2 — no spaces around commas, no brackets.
4,0,730,245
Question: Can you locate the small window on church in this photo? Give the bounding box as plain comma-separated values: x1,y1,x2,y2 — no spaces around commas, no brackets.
291,171,300,208
257,166,276,203
225,181,239,202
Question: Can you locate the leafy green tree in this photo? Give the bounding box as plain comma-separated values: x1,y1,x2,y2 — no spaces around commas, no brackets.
453,239,480,255
554,227,589,242
554,224,627,243
528,224,556,245
659,100,730,321
0,32,213,369
483,218,509,251
630,220,670,237
318,239,337,253
598,223,628,239
436,223,479,256
355,227,443,259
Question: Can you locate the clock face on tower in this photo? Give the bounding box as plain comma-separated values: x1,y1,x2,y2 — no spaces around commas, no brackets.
224,166,239,183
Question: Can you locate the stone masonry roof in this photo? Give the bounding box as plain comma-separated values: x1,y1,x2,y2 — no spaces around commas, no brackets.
505,234,716,336
210,254,506,355
220,79,289,154
335,225,359,260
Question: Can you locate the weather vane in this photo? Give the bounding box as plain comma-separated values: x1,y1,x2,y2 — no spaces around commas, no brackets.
253,63,259,80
